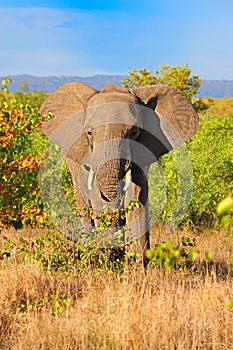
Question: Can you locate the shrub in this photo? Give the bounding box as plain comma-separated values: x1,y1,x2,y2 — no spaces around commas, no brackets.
149,115,233,228
121,63,201,100
10,90,49,109
0,99,48,229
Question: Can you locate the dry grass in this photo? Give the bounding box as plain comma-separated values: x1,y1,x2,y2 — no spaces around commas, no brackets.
199,97,233,119
1,226,233,349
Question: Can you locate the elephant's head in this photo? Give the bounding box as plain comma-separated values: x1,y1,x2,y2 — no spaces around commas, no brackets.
39,82,198,231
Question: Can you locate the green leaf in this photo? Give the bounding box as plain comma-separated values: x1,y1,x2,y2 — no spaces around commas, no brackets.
226,299,233,308
145,249,154,259
216,196,233,216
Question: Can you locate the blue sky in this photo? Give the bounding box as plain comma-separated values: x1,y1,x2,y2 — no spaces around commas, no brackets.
0,0,233,79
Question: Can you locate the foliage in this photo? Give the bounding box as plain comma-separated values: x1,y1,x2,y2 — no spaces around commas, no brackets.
10,90,49,109
191,97,213,114
1,77,12,93
149,115,233,228
0,76,48,109
0,99,48,229
216,195,233,226
17,79,29,93
217,195,233,308
146,236,197,269
0,77,11,105
0,231,138,274
217,195,233,216
187,116,233,226
121,63,202,100
0,230,211,273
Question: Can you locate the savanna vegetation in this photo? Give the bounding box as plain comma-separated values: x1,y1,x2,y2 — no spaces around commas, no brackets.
121,63,201,99
0,73,233,349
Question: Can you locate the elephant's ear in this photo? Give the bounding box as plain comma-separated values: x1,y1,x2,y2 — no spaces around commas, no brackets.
39,82,98,136
39,82,98,162
131,85,199,165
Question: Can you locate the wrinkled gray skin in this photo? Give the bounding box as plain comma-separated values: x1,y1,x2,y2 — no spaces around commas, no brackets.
40,83,199,253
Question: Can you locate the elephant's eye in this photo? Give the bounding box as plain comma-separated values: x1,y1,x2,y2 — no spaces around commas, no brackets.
87,129,92,136
86,129,94,148
131,128,139,138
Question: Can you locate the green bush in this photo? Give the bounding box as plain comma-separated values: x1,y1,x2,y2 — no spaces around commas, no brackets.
0,231,135,273
10,90,49,109
0,99,48,229
149,115,233,228
121,63,201,100
146,237,197,269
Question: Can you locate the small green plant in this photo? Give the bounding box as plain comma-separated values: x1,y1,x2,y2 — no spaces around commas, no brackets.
217,195,233,309
216,195,233,226
13,292,73,316
192,97,214,113
226,299,233,309
146,236,197,270
0,231,139,274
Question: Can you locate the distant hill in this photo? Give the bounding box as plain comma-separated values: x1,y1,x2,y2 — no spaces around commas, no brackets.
2,74,125,93
2,74,233,97
196,80,233,98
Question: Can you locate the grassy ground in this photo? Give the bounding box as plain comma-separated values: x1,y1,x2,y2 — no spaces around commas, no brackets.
1,225,233,350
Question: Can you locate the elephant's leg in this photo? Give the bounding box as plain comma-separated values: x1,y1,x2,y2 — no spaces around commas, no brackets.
124,166,150,254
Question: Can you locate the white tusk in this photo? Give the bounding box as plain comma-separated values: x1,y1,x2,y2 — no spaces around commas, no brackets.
87,169,95,190
123,169,132,191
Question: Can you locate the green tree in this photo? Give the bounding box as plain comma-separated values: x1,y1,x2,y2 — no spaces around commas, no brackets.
121,63,202,100
17,79,29,93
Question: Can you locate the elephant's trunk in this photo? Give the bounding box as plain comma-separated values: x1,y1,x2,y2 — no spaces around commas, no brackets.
96,158,124,203
86,138,131,208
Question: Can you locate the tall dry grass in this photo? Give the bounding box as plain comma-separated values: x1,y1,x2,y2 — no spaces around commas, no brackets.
199,96,233,119
1,227,233,349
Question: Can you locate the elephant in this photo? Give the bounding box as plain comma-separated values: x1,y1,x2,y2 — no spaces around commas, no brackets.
39,82,199,253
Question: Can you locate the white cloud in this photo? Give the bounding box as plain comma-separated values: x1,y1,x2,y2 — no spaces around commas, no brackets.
0,8,97,74
0,7,141,75
1,5,233,79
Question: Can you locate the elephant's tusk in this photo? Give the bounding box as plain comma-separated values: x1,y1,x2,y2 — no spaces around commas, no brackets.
87,169,95,190
123,169,132,191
